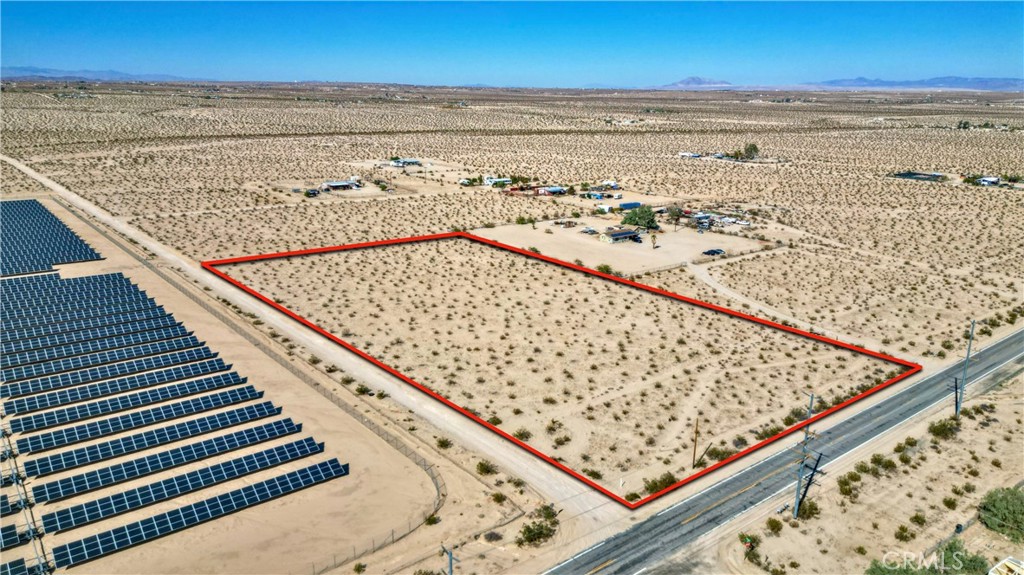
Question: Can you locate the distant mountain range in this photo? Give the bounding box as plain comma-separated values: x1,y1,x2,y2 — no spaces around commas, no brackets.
656,76,734,90
3,66,1022,92
0,66,196,82
813,76,1024,91
654,75,1024,92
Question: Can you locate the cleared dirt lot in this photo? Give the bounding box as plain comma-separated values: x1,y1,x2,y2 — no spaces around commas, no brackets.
221,236,901,500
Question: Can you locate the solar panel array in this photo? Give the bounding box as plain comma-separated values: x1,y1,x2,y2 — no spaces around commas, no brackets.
32,417,296,503
3,205,348,568
22,400,278,477
14,384,261,451
0,199,102,276
42,438,325,533
1,251,348,572
51,460,349,568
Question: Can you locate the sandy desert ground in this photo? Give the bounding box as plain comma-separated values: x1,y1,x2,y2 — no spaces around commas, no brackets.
2,81,1022,573
222,237,897,498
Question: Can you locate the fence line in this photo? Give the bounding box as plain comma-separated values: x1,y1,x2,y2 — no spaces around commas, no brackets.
55,198,448,574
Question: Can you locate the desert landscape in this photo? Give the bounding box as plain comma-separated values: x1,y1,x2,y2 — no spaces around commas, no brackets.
2,77,1022,575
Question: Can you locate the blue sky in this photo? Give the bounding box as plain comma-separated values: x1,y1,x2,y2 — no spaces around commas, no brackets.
2,2,1022,87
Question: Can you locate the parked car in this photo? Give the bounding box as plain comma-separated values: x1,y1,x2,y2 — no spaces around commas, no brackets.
702,249,725,256
579,227,598,235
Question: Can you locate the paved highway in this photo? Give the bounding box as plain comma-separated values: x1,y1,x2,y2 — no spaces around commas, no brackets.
547,328,1024,575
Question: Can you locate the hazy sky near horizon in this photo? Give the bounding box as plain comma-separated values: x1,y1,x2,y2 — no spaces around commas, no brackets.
2,2,1022,87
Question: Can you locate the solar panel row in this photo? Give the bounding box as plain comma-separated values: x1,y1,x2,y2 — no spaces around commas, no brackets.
1,271,124,295
50,459,348,568
0,298,160,333
4,358,229,415
1,306,169,347
21,398,273,477
1,325,190,370
0,291,153,322
2,315,180,355
32,416,294,503
1,347,216,399
1,335,202,383
0,200,102,277
1,277,135,310
14,378,252,451
42,437,324,533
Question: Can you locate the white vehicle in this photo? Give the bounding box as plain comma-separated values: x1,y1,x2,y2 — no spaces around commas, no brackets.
612,193,623,200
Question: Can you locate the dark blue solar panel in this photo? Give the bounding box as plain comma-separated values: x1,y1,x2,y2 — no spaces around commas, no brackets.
0,306,169,346
1,325,189,369
1,347,215,399
1,335,202,383
0,524,24,551
1,292,152,322
2,315,180,355
42,438,324,533
1,279,137,312
32,415,292,503
21,397,272,477
0,200,102,277
50,459,348,568
0,558,28,575
0,299,161,333
13,374,249,447
4,358,228,415
0,494,19,517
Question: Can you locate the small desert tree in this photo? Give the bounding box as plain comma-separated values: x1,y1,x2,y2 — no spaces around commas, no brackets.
743,143,760,160
621,205,658,229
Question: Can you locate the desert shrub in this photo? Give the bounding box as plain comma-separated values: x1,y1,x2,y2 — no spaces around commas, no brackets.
754,425,784,441
797,498,820,520
979,487,1024,543
477,460,498,475
943,497,958,510
624,492,641,502
353,564,366,574
766,517,783,536
486,415,503,425
928,418,960,440
436,437,452,449
355,384,371,395
513,428,533,441
483,531,502,542
516,504,559,547
706,445,738,462
582,468,603,480
894,524,915,542
910,512,926,526
739,533,763,566
642,472,678,495
491,492,507,504
425,514,440,525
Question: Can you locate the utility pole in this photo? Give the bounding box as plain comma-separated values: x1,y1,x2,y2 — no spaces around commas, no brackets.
958,319,976,418
691,418,700,468
793,392,815,520
440,544,459,575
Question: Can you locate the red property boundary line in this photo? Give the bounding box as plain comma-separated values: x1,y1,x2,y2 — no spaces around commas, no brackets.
203,231,922,509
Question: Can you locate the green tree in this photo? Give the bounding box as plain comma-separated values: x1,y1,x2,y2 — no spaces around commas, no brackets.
621,205,658,229
666,206,686,229
743,143,760,160
979,487,1024,543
